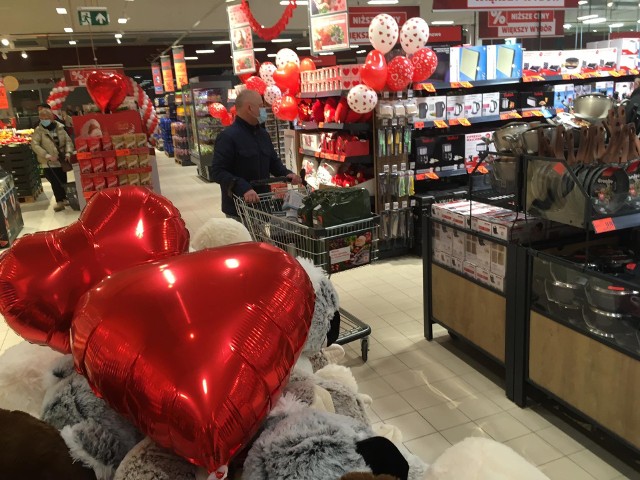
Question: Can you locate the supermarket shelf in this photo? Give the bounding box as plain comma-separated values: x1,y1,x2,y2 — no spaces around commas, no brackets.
523,69,638,83
300,89,345,99
413,111,522,130
297,121,371,132
414,78,521,92
299,148,371,163
590,211,640,234
415,169,469,181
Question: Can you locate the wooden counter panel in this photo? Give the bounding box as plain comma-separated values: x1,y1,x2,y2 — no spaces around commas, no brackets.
529,311,640,450
431,265,506,362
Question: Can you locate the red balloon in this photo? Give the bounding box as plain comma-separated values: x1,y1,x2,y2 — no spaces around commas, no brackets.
0,187,189,353
239,59,261,84
300,58,317,72
272,62,301,95
208,102,228,119
411,47,438,83
360,50,388,91
86,71,128,113
71,243,316,474
275,95,298,121
386,55,414,92
245,76,267,95
220,111,233,126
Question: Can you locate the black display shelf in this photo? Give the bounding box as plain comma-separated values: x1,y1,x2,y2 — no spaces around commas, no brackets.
590,211,640,234
414,78,521,91
413,111,524,130
297,121,371,132
470,189,519,211
415,168,468,180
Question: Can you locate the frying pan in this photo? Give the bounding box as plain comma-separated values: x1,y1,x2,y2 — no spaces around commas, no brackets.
573,94,614,123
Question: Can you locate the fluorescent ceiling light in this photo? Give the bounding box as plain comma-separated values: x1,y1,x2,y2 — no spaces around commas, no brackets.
583,17,606,24
432,20,454,25
116,38,121,44
56,7,67,14
114,33,123,38
267,53,277,57
21,51,27,59
1,38,9,47
356,49,366,54
607,1,613,5
296,46,311,51
577,14,598,20
184,56,198,60
118,18,128,24
254,47,266,51
610,22,624,28
367,0,398,4
319,52,334,56
578,0,588,4
196,49,216,54
272,38,292,43
69,40,77,45
563,23,572,29
64,27,73,33
212,40,231,44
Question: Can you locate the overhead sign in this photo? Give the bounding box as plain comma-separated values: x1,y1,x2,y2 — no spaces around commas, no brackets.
160,55,175,93
77,7,110,26
309,1,350,55
0,79,8,110
151,63,163,95
349,6,420,44
433,0,578,10
479,10,564,39
227,4,256,76
172,46,188,90
429,26,464,44
63,65,124,87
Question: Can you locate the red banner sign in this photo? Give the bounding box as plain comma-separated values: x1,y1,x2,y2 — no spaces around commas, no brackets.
349,6,420,44
172,46,188,90
63,65,125,87
151,62,163,95
0,79,8,110
479,10,564,38
434,0,578,10
160,55,175,93
429,26,464,44
304,55,337,67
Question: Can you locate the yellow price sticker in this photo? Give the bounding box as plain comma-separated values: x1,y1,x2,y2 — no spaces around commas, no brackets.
434,120,448,129
533,110,543,117
460,81,473,88
422,83,436,93
459,118,471,126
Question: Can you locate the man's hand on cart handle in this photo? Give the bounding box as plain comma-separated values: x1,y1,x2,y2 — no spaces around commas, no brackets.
287,173,303,185
243,189,260,203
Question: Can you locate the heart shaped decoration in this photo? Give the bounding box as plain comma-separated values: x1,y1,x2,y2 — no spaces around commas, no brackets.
86,71,129,113
71,243,315,474
411,47,438,82
272,61,301,95
0,186,190,353
344,81,352,89
347,84,378,114
343,68,350,76
360,50,388,91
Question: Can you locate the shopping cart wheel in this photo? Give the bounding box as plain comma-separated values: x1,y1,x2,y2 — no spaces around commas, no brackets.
361,336,369,362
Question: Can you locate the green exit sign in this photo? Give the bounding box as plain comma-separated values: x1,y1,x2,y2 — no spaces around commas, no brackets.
78,7,110,26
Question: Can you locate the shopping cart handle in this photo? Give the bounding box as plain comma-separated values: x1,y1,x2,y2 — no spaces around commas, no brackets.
250,170,307,187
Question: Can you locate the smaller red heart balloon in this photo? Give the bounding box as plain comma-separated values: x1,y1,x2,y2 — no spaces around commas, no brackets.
300,58,317,72
360,50,388,91
86,71,128,113
220,111,233,126
273,62,301,95
208,102,228,120
275,95,298,121
245,76,267,95
411,48,438,83
386,55,414,92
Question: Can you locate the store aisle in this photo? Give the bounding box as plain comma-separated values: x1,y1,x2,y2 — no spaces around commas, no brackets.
0,152,637,480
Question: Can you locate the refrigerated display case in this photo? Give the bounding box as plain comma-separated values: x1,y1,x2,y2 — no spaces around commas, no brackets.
183,81,231,182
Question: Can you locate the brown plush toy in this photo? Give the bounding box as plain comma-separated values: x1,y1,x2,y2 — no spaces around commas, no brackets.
340,474,399,480
0,408,96,480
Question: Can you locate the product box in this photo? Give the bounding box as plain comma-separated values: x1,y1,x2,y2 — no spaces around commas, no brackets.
452,229,466,260
433,250,452,268
416,95,447,122
523,50,563,77
433,222,453,255
138,154,150,168
116,156,128,170
519,90,551,111
594,81,614,98
102,134,113,152
123,134,137,149
86,137,101,153
140,172,152,185
104,157,117,172
300,133,321,152
431,200,470,221
464,232,478,264
464,93,483,119
93,177,106,191
414,134,465,172
128,173,140,186
118,175,129,186
490,212,547,242
106,176,118,188
451,256,464,273
487,44,523,80
81,177,94,192
126,155,139,169
615,81,634,99
447,94,466,120
91,158,104,173
429,45,452,83
491,242,507,276
464,131,493,172
475,266,491,286
482,92,500,117
111,135,125,150
475,237,492,271
463,261,476,278
591,48,618,73
552,84,575,111
78,159,92,174
136,133,147,148
75,137,88,153
450,46,487,82
559,50,584,75
489,272,505,292
500,91,518,112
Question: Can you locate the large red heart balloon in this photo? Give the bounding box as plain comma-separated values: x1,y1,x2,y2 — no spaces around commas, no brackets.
0,187,190,353
411,47,438,83
274,95,298,121
71,243,315,474
360,50,388,91
386,55,414,92
86,71,128,113
208,102,228,120
272,62,300,95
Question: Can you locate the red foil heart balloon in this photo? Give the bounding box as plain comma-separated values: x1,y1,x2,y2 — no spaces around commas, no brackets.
0,186,190,353
71,243,315,474
272,62,300,95
360,50,388,91
274,95,299,121
86,71,128,113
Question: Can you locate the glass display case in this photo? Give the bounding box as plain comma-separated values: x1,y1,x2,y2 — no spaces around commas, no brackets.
182,81,230,182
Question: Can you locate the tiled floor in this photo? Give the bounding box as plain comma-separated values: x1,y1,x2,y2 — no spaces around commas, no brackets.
1,152,638,480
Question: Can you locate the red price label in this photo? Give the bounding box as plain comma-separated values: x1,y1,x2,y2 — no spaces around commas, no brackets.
422,83,436,93
592,217,616,234
426,172,439,180
77,152,93,160
414,121,425,129
115,149,131,157
434,120,448,129
553,163,566,175
450,82,462,88
449,119,460,126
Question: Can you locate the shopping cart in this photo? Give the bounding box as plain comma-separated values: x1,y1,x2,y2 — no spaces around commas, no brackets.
234,178,377,361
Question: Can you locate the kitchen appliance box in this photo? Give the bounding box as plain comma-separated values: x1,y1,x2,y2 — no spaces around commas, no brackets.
482,92,500,117
464,93,483,119
464,131,493,171
450,46,488,82
588,39,640,72
414,96,447,123
487,44,524,80
447,94,466,120
414,134,465,172
500,91,519,112
519,90,552,110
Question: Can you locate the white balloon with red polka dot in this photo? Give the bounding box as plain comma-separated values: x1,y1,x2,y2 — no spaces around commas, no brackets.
264,85,282,105
368,14,399,55
275,48,300,68
347,84,378,114
400,17,430,55
259,62,277,86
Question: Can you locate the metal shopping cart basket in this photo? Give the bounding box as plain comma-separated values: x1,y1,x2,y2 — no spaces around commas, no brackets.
234,179,377,361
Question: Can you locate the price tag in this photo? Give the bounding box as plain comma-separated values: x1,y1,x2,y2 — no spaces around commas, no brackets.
391,164,398,173
402,200,408,208
450,82,462,89
631,69,639,75
410,162,416,169
459,118,471,126
392,201,399,210
383,164,390,173
592,217,616,234
610,70,621,77
434,120,448,129
407,89,414,98
562,74,571,80
422,83,436,93
318,122,325,128
383,91,390,99
384,202,391,211
553,163,566,175
77,152,93,160
410,199,416,207
532,110,543,117
414,121,425,129
460,81,473,88
415,173,426,181
426,172,439,180
115,149,131,157
449,119,460,126
572,73,584,80
477,165,489,174
401,163,406,171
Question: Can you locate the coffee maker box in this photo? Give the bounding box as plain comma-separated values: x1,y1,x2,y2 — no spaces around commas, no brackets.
482,92,500,117
464,131,493,171
500,91,518,112
434,134,465,172
450,46,488,82
464,93,483,119
553,84,575,111
447,94,466,120
487,44,523,80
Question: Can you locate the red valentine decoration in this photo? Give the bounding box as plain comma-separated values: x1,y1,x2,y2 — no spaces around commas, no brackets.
298,99,313,122
300,58,317,72
72,243,315,474
240,0,297,41
386,56,414,92
208,102,228,120
360,50,388,92
275,95,298,121
220,112,233,126
245,76,267,95
272,62,300,95
238,59,261,84
86,71,128,113
411,48,438,83
0,187,189,353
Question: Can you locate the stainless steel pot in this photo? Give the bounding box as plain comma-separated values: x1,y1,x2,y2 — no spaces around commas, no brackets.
573,94,613,122
521,125,562,155
492,122,530,153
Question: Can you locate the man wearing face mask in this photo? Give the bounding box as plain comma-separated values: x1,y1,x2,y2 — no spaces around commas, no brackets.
211,89,301,219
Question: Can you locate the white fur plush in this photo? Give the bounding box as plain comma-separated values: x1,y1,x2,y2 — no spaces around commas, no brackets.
191,218,252,251
424,437,550,480
0,341,64,418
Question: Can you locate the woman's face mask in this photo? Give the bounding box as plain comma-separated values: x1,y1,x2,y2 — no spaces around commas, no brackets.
40,119,52,127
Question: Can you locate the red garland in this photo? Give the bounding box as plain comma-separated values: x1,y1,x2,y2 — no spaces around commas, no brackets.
240,0,298,41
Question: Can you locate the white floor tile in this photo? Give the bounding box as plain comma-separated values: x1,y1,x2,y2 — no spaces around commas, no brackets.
455,394,503,421
568,450,626,480
419,403,471,432
475,411,532,442
385,411,435,441
505,433,564,466
540,457,598,480
370,392,415,421
440,421,493,445
404,432,452,464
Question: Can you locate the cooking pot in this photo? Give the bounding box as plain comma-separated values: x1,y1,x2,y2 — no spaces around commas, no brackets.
587,279,640,315
573,94,613,123
492,122,530,153
586,165,630,215
583,304,639,339
490,155,519,194
521,125,561,155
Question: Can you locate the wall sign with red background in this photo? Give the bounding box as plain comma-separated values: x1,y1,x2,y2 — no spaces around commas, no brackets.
63,65,125,87
433,0,578,9
479,10,565,39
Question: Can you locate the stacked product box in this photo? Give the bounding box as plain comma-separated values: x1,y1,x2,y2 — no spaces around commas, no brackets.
75,132,153,197
300,65,363,93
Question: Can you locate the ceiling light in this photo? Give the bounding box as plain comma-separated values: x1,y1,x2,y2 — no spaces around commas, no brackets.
254,47,266,51
114,33,123,38
116,38,122,44
584,17,606,24
134,75,142,79
577,14,598,20
610,22,624,28
196,49,216,54
356,49,366,54
272,38,292,43
564,23,572,29
212,40,231,44
280,0,307,3
593,29,597,32
1,38,9,47
319,52,334,56
578,0,588,4
296,46,311,51
64,27,73,33
21,51,27,59
607,1,613,5
69,40,77,45
56,7,67,14
184,56,198,60
367,0,399,4
267,53,277,57
351,45,359,48
432,20,454,25
1,53,7,60
118,18,128,24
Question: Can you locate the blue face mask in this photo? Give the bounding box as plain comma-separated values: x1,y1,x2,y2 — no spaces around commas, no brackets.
40,120,52,127
257,107,268,124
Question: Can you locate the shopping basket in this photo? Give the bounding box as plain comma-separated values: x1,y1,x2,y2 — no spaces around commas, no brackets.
234,178,377,361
